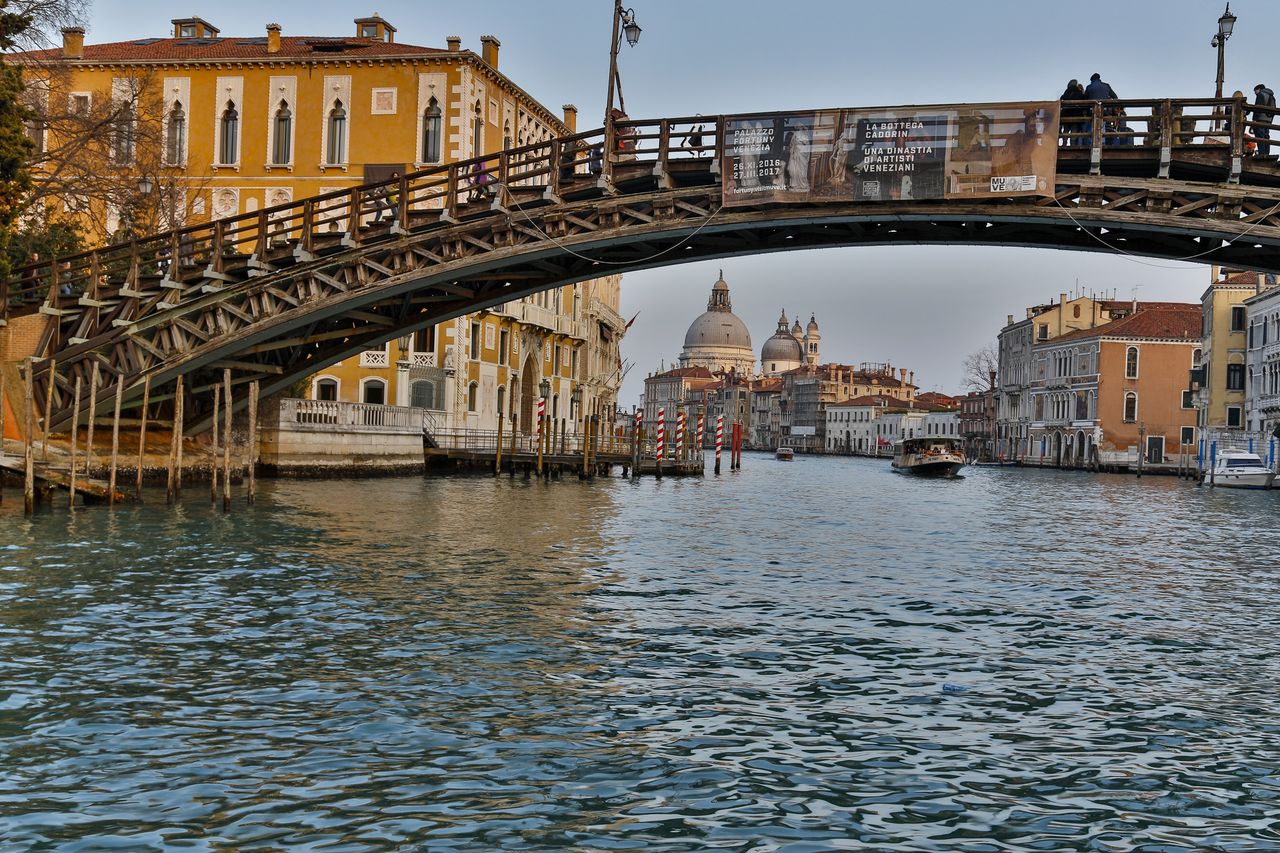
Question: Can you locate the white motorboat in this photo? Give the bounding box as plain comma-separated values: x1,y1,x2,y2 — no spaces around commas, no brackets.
1204,450,1275,489
775,446,795,461
892,437,966,477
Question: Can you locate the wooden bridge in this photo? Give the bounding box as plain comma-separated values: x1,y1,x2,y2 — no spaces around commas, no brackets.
5,95,1280,435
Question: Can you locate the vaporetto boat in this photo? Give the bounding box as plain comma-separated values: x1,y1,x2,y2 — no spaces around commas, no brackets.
891,437,966,478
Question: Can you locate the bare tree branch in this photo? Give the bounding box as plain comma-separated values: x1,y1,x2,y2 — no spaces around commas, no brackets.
961,344,998,392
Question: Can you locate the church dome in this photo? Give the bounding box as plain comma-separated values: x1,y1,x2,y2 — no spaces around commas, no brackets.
678,271,756,376
762,310,804,363
684,310,753,350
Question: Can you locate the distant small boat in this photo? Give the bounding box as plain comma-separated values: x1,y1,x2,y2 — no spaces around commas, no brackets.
775,446,795,461
1205,450,1275,489
892,437,965,477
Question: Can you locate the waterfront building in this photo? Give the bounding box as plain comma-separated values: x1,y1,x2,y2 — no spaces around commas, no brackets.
959,384,997,461
825,394,910,455
1244,280,1280,435
13,15,625,437
677,273,756,377
1027,304,1200,467
997,293,1182,461
1195,268,1269,434
749,378,783,448
640,366,717,432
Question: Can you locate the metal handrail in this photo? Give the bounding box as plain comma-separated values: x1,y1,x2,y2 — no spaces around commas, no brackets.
1,96,1263,320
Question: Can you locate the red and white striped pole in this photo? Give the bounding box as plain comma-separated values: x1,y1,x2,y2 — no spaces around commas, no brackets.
536,396,546,476
632,408,642,476
656,408,665,461
715,414,723,475
676,408,686,462
697,412,705,453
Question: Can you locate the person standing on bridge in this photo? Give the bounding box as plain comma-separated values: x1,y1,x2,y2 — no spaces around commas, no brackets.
1084,73,1118,146
1253,84,1276,156
1059,79,1088,146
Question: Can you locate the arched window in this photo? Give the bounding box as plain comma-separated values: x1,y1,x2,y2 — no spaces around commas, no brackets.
467,382,478,412
1192,347,1202,367
1124,391,1138,422
219,100,238,165
410,380,436,410
272,100,292,166
472,101,483,155
503,120,511,150
113,103,136,164
496,385,506,418
362,378,386,405
314,377,338,401
1125,346,1139,379
165,101,185,166
421,96,442,163
326,100,347,165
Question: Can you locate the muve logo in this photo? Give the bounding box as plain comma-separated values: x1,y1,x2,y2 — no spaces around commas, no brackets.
991,175,1037,192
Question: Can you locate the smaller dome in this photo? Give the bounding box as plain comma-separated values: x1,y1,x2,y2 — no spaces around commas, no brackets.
807,314,819,333
791,319,803,336
762,332,803,363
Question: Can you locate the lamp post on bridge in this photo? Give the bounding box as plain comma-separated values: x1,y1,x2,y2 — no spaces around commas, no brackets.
603,1,642,170
537,377,550,477
1212,4,1237,130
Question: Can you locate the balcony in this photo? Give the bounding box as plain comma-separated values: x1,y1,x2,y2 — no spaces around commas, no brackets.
409,351,436,368
589,298,627,332
556,315,589,339
520,302,557,332
359,350,390,368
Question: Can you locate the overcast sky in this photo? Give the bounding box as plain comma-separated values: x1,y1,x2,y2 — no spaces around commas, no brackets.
72,0,1280,402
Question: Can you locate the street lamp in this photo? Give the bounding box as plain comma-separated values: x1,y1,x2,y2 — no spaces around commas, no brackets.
604,2,642,137
137,175,154,196
539,378,551,399
1213,4,1237,100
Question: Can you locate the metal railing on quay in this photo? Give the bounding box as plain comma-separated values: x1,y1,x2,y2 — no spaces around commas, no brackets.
4,97,1270,322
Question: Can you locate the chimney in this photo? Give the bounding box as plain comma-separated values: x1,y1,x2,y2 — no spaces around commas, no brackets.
909,370,914,387
988,369,997,389
266,22,281,54
1059,291,1067,307
562,104,577,133
1007,313,1014,326
61,26,85,59
480,35,500,68
446,35,461,52
899,368,908,384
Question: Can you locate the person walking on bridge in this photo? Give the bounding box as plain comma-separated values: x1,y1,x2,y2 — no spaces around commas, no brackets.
1254,83,1276,156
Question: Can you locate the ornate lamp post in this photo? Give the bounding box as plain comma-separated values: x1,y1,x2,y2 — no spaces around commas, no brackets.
1212,4,1237,100
603,2,641,168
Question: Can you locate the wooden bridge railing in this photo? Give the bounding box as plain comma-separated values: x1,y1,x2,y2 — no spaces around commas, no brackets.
1,96,1269,329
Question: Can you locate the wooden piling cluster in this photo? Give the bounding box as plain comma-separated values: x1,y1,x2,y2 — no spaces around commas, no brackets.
5,363,261,515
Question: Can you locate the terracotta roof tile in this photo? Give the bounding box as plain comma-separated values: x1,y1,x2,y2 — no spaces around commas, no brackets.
11,36,445,63
1048,304,1202,343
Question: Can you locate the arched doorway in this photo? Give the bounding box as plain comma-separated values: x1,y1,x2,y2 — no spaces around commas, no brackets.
519,356,537,435
1053,432,1063,467
1075,430,1086,468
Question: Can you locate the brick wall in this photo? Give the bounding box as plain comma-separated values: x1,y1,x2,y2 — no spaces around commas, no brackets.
0,314,49,362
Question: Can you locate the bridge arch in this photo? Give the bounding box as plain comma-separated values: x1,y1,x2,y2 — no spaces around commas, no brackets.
6,98,1280,433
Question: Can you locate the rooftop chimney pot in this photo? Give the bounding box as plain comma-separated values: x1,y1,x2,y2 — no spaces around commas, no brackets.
61,26,85,59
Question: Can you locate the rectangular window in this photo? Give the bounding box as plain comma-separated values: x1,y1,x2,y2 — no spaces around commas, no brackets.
498,329,509,366
1180,426,1195,445
1231,306,1246,332
484,322,495,350
1182,389,1194,409
1037,324,1048,341
1227,363,1245,391
470,321,480,357
1227,405,1242,428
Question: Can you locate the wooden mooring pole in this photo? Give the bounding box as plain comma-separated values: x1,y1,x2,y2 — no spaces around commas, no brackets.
135,377,150,501
174,376,184,499
85,363,99,478
246,380,258,505
68,375,82,512
167,376,183,504
108,380,123,505
41,357,55,464
222,369,232,512
210,384,220,504
23,361,34,514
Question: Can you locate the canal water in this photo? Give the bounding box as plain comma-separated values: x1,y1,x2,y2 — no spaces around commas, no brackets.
1,456,1278,851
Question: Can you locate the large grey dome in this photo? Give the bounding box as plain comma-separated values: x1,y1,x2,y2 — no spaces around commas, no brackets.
677,272,757,376
683,310,753,349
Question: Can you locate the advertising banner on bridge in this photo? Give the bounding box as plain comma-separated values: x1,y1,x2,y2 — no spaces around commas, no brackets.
721,102,1059,207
